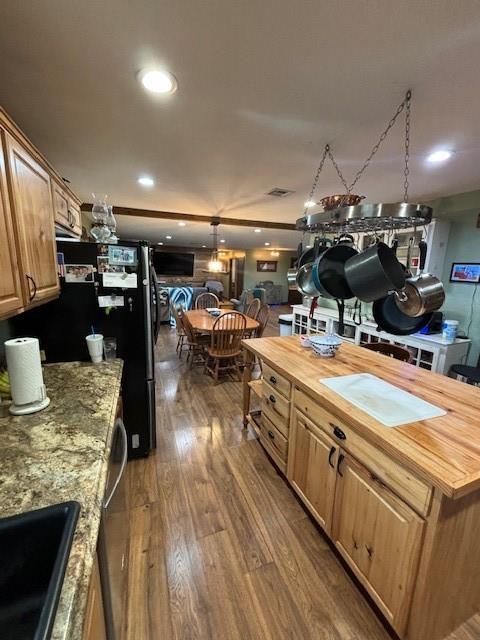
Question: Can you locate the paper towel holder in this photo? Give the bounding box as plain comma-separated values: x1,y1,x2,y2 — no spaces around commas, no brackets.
5,337,51,415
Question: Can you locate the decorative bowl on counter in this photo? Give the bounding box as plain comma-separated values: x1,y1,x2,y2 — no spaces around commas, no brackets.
320,194,365,211
300,335,312,348
309,334,343,358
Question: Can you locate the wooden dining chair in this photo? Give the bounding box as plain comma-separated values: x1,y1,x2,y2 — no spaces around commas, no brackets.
254,304,270,338
170,303,187,357
245,298,261,319
195,292,220,310
182,313,210,369
205,311,247,383
363,342,413,363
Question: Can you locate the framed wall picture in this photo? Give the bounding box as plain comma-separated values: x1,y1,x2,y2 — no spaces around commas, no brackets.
449,263,480,283
257,260,277,272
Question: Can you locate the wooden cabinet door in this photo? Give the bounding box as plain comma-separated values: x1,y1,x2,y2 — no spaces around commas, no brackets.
83,554,107,640
68,199,82,236
52,178,70,228
5,133,59,304
289,410,337,534
0,130,23,317
332,453,425,635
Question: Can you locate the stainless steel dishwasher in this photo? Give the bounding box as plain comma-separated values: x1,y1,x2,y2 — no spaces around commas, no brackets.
98,417,129,640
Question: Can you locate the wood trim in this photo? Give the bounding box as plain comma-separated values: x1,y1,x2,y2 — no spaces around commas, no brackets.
80,202,297,230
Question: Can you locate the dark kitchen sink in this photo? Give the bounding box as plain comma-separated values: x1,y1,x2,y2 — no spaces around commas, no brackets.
0,501,80,640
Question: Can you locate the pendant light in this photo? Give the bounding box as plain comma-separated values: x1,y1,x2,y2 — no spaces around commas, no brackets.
208,220,223,272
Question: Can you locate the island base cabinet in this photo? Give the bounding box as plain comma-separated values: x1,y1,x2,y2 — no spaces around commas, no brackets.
289,411,337,535
332,454,425,635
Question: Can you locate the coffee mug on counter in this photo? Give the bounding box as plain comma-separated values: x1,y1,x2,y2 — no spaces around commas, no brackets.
86,333,104,363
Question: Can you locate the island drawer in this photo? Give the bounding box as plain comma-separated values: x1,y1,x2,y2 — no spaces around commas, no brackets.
260,412,288,462
294,387,432,517
262,363,291,400
262,381,290,435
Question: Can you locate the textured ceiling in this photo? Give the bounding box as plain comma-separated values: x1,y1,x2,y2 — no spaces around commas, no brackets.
1,0,480,246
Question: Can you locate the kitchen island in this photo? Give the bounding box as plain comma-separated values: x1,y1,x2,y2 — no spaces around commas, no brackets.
0,360,123,640
242,336,480,640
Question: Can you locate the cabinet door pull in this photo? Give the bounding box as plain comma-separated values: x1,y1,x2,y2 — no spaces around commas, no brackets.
26,274,37,301
337,453,345,477
269,375,277,385
328,446,336,468
333,425,346,440
269,394,276,404
267,430,275,440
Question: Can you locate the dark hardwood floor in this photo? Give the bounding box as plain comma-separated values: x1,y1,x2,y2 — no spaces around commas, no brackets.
120,305,479,640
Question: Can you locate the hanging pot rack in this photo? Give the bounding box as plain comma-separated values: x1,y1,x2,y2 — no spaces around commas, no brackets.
296,90,433,235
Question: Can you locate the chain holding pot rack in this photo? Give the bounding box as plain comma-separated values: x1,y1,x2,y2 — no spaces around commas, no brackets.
296,90,433,235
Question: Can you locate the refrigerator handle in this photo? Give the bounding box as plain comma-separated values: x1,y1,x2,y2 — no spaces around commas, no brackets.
141,245,154,380
104,418,128,509
150,264,161,341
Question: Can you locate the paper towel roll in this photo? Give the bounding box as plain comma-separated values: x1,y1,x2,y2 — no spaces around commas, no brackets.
5,337,48,408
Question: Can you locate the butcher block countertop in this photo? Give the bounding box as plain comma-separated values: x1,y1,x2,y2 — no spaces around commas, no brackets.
0,360,123,640
242,336,480,499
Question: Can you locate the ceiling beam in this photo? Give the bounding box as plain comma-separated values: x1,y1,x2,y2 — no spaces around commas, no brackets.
80,203,297,231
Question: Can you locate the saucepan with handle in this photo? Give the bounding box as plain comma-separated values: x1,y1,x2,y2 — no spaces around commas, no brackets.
394,240,445,317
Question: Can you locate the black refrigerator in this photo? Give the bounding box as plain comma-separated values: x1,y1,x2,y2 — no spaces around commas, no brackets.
11,240,160,459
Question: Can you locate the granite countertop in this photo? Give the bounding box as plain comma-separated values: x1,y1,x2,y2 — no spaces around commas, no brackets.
0,359,123,640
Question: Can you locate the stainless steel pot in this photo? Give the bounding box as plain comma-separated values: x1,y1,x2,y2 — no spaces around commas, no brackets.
394,274,445,317
287,268,298,291
344,241,406,302
296,262,322,296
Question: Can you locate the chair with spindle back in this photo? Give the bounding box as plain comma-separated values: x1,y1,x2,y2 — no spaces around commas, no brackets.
254,304,270,338
195,292,220,310
182,313,210,369
363,342,413,363
245,298,261,319
205,311,247,383
170,303,187,357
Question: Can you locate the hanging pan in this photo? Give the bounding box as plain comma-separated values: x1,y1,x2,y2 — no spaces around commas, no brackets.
373,294,433,336
344,241,406,303
311,244,358,300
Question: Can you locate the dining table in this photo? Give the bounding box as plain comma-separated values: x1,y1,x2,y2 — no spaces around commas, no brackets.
184,309,259,335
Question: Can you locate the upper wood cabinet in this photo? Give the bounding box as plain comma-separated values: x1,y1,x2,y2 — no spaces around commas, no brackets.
0,130,23,316
290,410,337,534
5,133,59,305
0,107,82,320
332,453,425,635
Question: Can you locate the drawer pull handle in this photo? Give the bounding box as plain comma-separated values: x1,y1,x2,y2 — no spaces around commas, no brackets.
269,375,277,385
268,430,275,440
337,453,345,477
26,274,37,301
269,394,276,404
328,446,336,468
333,426,346,440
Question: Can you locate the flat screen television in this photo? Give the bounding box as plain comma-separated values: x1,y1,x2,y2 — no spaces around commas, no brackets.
153,251,194,276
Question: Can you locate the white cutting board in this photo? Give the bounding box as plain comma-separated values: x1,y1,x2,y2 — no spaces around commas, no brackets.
319,373,446,427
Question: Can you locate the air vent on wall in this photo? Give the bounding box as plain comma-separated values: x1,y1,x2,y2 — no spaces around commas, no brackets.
266,187,295,198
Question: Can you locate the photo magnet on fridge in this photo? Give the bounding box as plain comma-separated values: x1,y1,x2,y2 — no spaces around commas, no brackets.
108,245,138,266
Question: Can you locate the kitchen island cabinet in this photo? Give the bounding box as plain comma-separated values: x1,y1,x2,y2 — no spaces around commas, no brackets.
242,335,480,640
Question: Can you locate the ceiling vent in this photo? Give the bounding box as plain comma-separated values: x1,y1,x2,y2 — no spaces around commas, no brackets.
266,187,295,198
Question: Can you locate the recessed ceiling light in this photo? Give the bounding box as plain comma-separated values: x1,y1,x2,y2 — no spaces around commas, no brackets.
427,149,453,163
138,176,155,187
254,228,262,233
178,222,186,226
220,239,226,243
202,245,206,248
304,200,316,208
157,242,163,245
138,69,177,94
165,235,172,240
264,242,270,246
